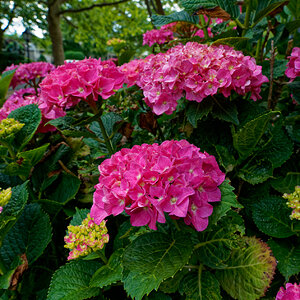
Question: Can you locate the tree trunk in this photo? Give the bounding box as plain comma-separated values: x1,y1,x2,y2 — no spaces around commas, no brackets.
47,0,64,65
154,0,164,15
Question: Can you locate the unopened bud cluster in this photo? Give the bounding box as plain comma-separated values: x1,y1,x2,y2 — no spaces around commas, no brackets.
283,186,300,220
0,187,12,214
0,118,24,139
64,213,109,260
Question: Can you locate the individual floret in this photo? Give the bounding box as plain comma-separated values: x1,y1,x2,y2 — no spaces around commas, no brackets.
285,47,300,81
0,187,12,214
283,186,300,220
276,282,300,300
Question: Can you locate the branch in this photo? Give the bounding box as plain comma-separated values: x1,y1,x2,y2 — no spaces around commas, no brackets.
58,0,130,15
3,3,17,32
62,16,78,28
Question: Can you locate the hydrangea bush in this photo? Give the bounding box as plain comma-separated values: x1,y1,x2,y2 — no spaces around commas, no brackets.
0,1,299,300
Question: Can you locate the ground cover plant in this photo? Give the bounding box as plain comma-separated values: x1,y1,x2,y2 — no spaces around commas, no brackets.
0,0,299,299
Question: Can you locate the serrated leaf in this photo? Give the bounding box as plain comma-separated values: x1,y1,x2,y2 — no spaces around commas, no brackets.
0,203,52,269
159,269,189,294
287,0,300,19
216,237,276,300
270,172,300,193
268,239,300,280
186,99,213,128
210,180,242,225
233,111,276,160
288,79,300,104
8,104,41,151
238,158,273,185
122,232,193,299
90,249,123,288
0,69,16,106
252,196,296,238
212,98,239,125
262,59,289,79
179,271,221,300
152,10,199,27
70,208,90,226
0,182,28,247
215,145,236,173
285,19,300,32
47,172,80,205
47,260,101,300
212,37,249,50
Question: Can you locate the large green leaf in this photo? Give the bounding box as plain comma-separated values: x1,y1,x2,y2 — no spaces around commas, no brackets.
216,237,276,300
179,271,221,300
212,98,239,125
288,79,300,104
0,69,16,106
186,99,213,128
90,248,123,288
287,0,300,19
252,196,296,238
209,180,242,225
47,260,101,300
211,37,249,50
270,172,300,193
180,0,240,18
70,208,90,226
268,239,300,280
215,145,236,173
152,10,199,27
0,182,28,247
0,203,52,269
122,231,193,299
8,104,42,151
233,111,276,160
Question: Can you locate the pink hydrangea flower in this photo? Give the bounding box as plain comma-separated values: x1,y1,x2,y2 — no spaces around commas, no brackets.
276,282,300,300
4,62,55,89
285,47,300,81
143,26,174,47
119,42,268,115
40,58,125,118
91,140,225,231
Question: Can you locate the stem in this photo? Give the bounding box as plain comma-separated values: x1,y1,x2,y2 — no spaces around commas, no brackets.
255,38,262,63
199,15,209,40
0,141,16,159
268,40,275,110
198,264,203,299
235,18,245,30
96,250,108,264
242,4,251,36
172,219,181,231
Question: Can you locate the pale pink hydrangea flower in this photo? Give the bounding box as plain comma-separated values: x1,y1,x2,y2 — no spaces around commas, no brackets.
276,282,300,300
285,47,300,81
40,58,125,119
119,42,268,115
91,140,225,231
4,62,55,89
143,26,174,47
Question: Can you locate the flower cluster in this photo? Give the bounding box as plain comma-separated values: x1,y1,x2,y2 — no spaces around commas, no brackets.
133,42,268,115
64,213,109,260
0,187,12,214
283,186,300,220
91,140,225,231
143,25,174,47
285,47,300,81
4,62,55,89
107,37,126,46
40,58,125,119
276,282,300,300
0,118,24,139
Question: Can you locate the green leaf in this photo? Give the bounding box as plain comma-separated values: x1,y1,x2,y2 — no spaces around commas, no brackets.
215,145,236,173
270,172,300,193
186,99,213,128
0,182,28,247
90,248,123,288
180,0,240,18
159,269,189,294
8,104,42,151
211,37,249,50
152,10,199,27
253,1,289,27
210,180,242,225
238,158,273,185
285,19,300,32
288,79,300,104
47,172,81,205
268,239,300,280
212,98,239,125
179,271,221,300
262,59,289,79
216,237,276,300
122,232,193,299
70,208,90,226
47,260,101,300
287,0,300,19
118,49,135,65
0,203,52,269
0,69,16,106
233,111,276,160
252,196,296,238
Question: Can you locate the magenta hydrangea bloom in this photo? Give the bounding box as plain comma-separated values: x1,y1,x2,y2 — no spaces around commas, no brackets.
276,282,300,300
40,58,125,118
91,140,225,231
4,62,55,89
125,42,268,115
285,47,300,81
143,25,174,47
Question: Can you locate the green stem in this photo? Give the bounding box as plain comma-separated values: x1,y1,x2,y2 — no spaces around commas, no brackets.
0,141,16,159
172,219,181,231
235,18,245,30
96,250,108,264
199,15,209,40
242,4,251,36
255,38,262,63
198,264,203,299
